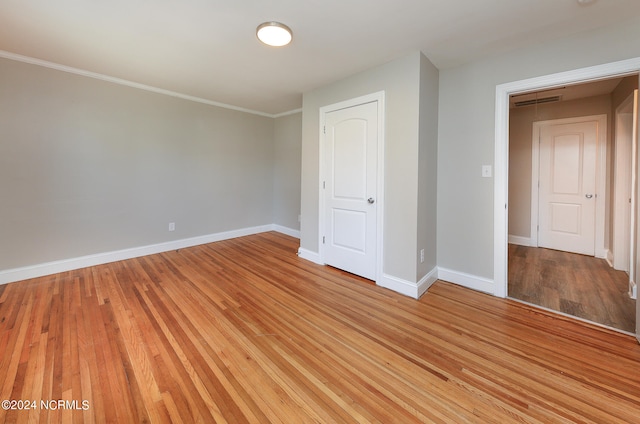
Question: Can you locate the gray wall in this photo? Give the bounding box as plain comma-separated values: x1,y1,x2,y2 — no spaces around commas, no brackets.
0,57,301,271
437,15,640,280
301,51,439,285
417,53,439,280
273,112,302,232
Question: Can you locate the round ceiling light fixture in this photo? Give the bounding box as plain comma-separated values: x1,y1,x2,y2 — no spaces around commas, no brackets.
256,22,292,47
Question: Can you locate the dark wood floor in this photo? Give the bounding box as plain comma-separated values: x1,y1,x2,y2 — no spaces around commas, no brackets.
1,232,640,423
508,244,636,333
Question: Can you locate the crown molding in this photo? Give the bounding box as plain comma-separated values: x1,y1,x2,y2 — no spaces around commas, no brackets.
0,50,302,119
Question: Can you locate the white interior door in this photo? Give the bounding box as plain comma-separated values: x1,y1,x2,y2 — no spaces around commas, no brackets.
538,120,598,256
323,101,378,280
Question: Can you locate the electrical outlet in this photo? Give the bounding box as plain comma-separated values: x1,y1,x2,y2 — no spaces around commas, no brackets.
482,165,492,178
420,249,425,263
168,222,175,231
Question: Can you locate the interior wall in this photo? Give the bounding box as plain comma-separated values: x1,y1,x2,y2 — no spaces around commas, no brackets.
0,57,278,271
509,94,612,241
273,112,302,233
417,53,439,281
437,15,640,283
300,51,423,284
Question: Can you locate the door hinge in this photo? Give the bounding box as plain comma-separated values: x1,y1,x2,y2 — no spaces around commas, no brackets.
323,236,325,244
323,126,326,134
323,181,326,189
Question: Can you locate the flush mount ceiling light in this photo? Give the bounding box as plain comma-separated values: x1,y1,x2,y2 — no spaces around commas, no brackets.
256,22,292,47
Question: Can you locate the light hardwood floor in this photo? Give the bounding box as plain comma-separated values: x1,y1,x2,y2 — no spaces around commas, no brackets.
1,232,639,423
508,244,636,333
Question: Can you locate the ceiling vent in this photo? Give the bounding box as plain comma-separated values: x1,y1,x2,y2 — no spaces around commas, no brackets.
513,96,562,107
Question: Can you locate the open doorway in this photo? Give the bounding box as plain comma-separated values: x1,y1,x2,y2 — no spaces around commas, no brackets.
507,76,638,333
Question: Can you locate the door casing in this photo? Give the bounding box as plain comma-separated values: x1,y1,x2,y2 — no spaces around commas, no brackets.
495,57,640,300
612,91,638,293
495,58,640,342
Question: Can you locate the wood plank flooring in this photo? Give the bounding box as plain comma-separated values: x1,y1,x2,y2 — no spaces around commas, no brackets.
508,244,636,333
1,232,639,423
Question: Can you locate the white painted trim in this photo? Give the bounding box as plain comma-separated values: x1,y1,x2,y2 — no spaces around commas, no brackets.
437,267,495,295
0,50,302,119
0,224,297,285
606,250,614,267
530,115,607,257
273,108,302,118
630,280,637,300
508,235,534,247
272,225,300,239
417,267,438,298
377,274,420,299
495,56,640,300
296,248,323,265
612,92,638,275
596,247,608,260
317,91,386,284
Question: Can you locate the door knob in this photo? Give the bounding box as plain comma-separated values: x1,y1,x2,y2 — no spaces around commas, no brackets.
585,194,593,199
367,198,375,204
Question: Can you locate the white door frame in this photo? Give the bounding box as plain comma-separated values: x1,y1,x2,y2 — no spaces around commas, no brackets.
318,91,385,282
494,57,640,300
530,115,607,258
613,93,636,274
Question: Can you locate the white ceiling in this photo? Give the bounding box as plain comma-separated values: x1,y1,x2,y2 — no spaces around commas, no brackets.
1,0,640,115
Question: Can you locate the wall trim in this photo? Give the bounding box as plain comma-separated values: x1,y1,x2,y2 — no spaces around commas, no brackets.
273,108,302,118
375,267,437,299
606,249,614,267
0,224,293,285
377,274,420,299
437,267,494,295
0,50,301,119
272,225,300,239
417,267,438,298
296,248,323,265
508,235,534,247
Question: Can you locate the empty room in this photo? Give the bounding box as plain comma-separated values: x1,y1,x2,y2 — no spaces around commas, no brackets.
1,1,640,423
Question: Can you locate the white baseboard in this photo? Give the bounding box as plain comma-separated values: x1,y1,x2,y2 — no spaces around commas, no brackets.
596,248,608,260
376,274,420,299
605,250,614,267
376,267,437,299
296,247,323,265
437,267,495,295
417,267,438,298
272,225,300,239
0,224,294,285
508,235,534,247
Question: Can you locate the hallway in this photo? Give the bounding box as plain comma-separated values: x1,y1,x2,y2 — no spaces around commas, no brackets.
508,244,636,333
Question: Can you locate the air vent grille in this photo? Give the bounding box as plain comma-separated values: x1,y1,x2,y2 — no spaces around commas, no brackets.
514,96,562,107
